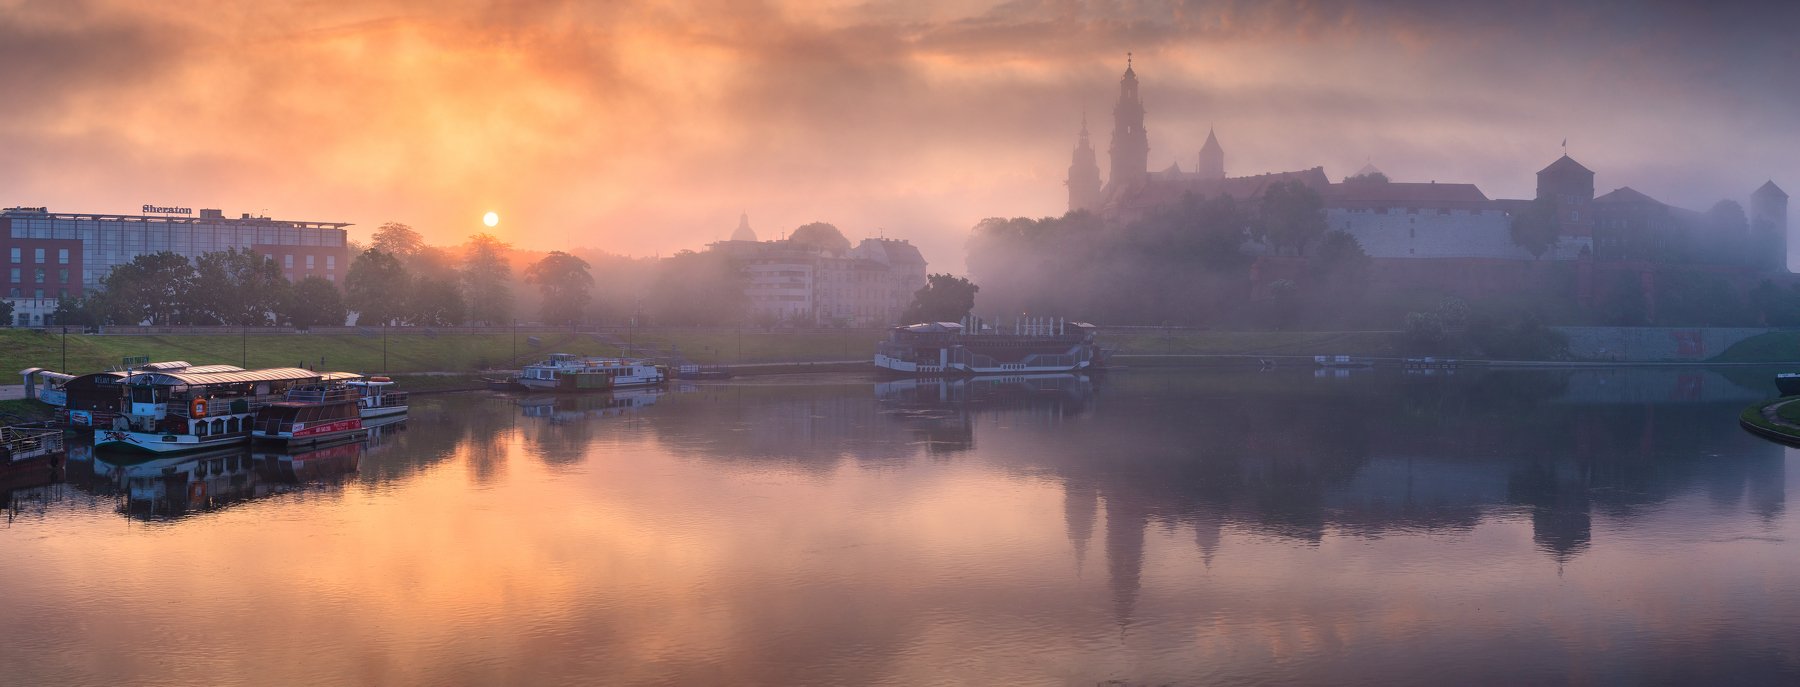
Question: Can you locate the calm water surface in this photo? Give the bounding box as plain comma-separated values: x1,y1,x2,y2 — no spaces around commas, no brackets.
3,368,1798,685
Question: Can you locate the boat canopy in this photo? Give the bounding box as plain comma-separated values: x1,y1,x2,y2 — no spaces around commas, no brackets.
183,364,248,374
19,367,76,384
124,367,323,387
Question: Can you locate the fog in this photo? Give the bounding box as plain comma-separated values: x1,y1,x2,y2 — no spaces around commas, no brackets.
2,0,1796,273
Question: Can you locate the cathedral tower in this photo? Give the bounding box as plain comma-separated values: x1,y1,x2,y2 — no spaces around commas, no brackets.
1066,116,1103,213
1107,56,1149,193
1197,127,1224,180
1751,180,1789,272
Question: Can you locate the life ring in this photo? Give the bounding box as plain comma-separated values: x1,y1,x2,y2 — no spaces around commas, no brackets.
191,398,208,418
188,481,206,502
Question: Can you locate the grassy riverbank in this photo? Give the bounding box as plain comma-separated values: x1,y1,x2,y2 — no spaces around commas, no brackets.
0,328,886,375
6,326,1793,377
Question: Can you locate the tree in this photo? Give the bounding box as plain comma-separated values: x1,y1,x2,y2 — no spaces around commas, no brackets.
0,298,12,326
406,274,466,326
102,251,196,325
900,274,979,324
281,276,348,329
1509,196,1560,258
525,251,594,325
345,249,410,326
788,222,851,255
371,222,426,259
1257,180,1328,256
1342,171,1389,183
192,248,289,325
462,233,514,325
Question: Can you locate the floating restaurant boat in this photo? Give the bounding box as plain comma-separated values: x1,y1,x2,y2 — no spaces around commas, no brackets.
514,353,668,392
252,381,369,448
94,367,357,454
874,316,1104,376
347,376,409,421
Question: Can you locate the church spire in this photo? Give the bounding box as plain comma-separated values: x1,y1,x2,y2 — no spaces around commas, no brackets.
1067,115,1103,214
1107,54,1149,194
1197,126,1224,180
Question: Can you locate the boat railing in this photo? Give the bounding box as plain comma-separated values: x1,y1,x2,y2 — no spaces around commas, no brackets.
1,426,64,459
283,386,359,404
366,391,409,407
169,393,286,419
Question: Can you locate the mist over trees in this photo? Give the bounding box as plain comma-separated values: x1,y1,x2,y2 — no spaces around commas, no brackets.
900,274,978,324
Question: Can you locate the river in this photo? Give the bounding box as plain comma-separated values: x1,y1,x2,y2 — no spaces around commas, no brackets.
2,367,1797,685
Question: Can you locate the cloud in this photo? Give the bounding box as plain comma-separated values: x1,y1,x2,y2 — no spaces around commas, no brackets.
1,0,1796,271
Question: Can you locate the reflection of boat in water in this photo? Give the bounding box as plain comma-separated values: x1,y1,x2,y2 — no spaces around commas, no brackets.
875,373,1096,409
79,440,362,518
517,387,665,422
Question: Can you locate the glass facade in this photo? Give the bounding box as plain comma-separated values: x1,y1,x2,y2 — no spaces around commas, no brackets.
2,210,348,293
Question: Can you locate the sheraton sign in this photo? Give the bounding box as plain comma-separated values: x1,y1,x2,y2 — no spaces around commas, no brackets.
141,204,192,215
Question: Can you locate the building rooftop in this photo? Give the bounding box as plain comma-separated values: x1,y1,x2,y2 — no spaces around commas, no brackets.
1325,181,1489,206
1537,155,1593,177
1,207,351,229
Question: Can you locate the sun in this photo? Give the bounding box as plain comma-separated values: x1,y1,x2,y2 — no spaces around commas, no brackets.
482,211,499,227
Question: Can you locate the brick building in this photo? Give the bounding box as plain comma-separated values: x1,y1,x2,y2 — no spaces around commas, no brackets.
0,206,350,325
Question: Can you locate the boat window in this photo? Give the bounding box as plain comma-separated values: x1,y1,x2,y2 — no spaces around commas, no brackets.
195,421,208,437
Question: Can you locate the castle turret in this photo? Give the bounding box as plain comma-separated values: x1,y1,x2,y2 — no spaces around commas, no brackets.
1752,180,1789,272
1536,155,1595,237
1066,116,1103,214
1196,128,1224,180
1106,55,1149,194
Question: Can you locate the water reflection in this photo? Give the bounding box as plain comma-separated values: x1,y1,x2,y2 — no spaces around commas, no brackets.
2,367,1795,684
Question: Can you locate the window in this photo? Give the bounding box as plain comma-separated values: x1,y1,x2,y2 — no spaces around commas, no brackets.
283,254,293,269
32,268,43,283
33,248,44,263
8,248,17,263
306,255,315,269
58,269,68,283
57,248,68,264
34,288,43,299
326,273,334,282
8,268,17,283
6,288,16,298
326,255,336,270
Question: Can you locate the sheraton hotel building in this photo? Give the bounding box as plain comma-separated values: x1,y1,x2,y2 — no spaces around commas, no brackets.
0,206,350,326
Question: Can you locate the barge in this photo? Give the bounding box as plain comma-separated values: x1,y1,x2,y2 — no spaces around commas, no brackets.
874,317,1104,376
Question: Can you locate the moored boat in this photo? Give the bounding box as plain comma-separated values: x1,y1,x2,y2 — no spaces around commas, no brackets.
251,382,368,448
874,317,1104,376
347,376,409,420
94,367,346,454
514,354,668,392
0,425,65,476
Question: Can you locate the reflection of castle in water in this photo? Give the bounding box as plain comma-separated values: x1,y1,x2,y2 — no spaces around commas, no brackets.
1034,368,1787,625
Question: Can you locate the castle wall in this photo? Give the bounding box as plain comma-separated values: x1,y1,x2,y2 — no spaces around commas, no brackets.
1330,208,1591,260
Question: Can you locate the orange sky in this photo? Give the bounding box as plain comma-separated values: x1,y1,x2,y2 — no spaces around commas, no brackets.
3,0,1796,271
